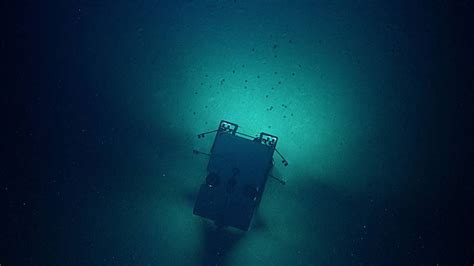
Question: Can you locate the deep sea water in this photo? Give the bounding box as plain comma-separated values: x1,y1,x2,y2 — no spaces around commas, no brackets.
4,0,474,265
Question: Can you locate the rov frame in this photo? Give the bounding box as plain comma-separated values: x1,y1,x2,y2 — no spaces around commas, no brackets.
193,120,287,231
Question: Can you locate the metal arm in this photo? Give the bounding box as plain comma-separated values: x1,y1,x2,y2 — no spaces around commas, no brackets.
197,129,219,139
274,148,288,166
269,174,286,185
192,149,211,156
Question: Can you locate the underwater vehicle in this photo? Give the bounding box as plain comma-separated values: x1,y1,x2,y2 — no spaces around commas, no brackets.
193,120,287,231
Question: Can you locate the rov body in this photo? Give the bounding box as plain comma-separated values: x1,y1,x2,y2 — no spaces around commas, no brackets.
193,120,287,231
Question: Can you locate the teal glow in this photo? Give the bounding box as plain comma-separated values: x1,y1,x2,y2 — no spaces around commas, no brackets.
150,31,376,191
103,1,430,264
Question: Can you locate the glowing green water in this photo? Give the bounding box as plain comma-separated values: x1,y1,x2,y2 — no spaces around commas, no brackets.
47,0,445,264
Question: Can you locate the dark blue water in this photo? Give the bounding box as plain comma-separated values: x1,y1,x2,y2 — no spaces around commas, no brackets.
4,0,474,265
